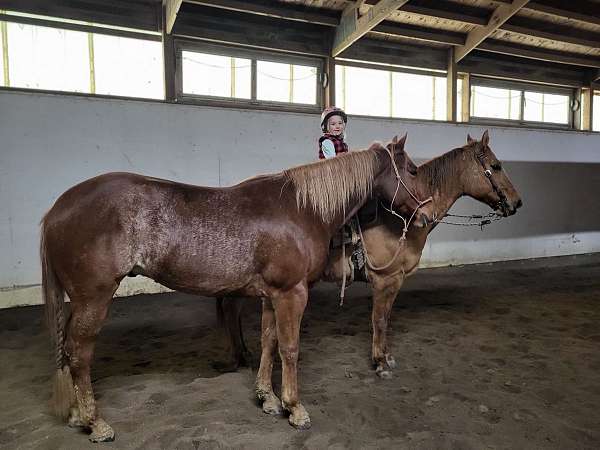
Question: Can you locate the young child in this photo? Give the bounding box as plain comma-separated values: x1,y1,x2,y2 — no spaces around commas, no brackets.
318,106,348,159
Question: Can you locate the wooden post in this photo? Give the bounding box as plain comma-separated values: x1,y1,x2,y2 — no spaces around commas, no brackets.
324,57,335,108
162,4,176,101
447,47,457,122
581,85,593,131
461,73,471,122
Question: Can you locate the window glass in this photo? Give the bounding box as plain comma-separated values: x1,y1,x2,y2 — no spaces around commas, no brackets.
182,51,251,99
93,34,163,99
523,92,568,124
472,86,520,120
342,65,390,117
594,94,600,131
8,22,89,92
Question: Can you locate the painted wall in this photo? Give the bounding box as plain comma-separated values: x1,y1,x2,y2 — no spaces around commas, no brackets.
1,90,599,307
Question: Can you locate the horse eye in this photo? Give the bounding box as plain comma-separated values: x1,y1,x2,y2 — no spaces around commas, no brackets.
491,163,502,171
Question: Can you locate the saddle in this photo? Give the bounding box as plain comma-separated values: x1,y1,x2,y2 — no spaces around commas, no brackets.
331,199,379,283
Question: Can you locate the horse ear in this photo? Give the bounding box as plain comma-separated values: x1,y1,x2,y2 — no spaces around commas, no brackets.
396,133,407,151
482,130,490,146
467,134,475,145
391,135,398,144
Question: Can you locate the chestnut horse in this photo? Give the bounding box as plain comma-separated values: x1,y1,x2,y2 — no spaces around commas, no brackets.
218,131,523,380
40,137,432,441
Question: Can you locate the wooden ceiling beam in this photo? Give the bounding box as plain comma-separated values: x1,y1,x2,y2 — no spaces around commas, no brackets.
165,0,183,34
478,39,600,69
454,0,530,63
493,0,600,27
185,0,339,26
362,0,489,25
372,21,466,45
500,16,600,48
332,0,410,57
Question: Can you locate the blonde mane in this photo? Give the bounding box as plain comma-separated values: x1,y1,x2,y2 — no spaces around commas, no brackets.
283,143,384,222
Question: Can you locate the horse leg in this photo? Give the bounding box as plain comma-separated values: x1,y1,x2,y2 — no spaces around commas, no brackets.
220,297,251,368
65,288,116,442
272,282,310,429
255,298,283,416
371,274,404,379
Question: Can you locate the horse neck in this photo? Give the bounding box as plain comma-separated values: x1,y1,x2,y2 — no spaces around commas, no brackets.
417,149,469,221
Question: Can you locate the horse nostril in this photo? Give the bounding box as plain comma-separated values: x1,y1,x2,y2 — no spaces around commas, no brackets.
516,198,523,209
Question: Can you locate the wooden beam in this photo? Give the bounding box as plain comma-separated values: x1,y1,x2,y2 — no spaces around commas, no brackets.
447,47,457,121
162,3,176,101
455,0,530,63
501,17,600,48
165,0,183,34
332,0,410,57
363,0,488,25
458,51,586,88
173,4,331,57
372,21,466,46
461,73,471,122
185,0,339,26
593,69,600,83
478,39,600,68
581,86,593,131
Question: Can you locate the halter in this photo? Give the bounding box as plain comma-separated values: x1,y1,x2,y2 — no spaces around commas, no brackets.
476,148,510,214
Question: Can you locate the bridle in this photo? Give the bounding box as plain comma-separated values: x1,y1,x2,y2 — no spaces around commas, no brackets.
475,147,510,214
383,146,432,238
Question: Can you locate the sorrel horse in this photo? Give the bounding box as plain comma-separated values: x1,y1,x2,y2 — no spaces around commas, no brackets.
218,130,523,380
40,136,432,441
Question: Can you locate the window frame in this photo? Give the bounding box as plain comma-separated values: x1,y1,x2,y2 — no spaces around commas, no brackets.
175,39,324,113
469,77,576,130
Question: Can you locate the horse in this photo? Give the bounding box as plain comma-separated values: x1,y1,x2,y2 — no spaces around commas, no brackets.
40,136,433,441
217,130,523,381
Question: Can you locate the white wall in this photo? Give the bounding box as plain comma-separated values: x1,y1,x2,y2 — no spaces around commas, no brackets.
1,90,599,307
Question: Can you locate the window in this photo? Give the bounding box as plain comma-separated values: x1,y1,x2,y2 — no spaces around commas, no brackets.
8,22,90,92
0,16,163,99
93,35,163,99
335,64,446,120
179,44,321,108
182,52,250,99
471,79,571,126
593,93,600,131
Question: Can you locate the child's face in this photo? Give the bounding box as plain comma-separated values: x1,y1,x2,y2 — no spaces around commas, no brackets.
327,116,345,136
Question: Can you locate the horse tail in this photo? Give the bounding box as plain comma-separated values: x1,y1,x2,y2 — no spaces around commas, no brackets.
40,218,75,420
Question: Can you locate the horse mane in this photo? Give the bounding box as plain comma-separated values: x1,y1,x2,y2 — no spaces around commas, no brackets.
283,143,384,223
419,144,475,193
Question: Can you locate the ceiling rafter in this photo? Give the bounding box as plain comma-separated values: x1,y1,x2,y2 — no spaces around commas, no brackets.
165,0,183,33
332,0,411,57
454,0,530,63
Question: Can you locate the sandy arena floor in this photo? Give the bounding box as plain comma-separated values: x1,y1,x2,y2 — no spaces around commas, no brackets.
1,254,599,450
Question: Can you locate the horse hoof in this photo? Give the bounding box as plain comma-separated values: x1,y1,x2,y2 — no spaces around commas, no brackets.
288,405,311,430
67,408,85,428
376,366,393,379
89,419,115,443
262,396,283,416
385,355,397,369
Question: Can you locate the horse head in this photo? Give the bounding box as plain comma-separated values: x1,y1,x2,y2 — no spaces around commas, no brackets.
375,134,434,228
464,130,523,217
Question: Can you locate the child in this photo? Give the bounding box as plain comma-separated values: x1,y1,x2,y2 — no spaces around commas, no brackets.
318,107,348,159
